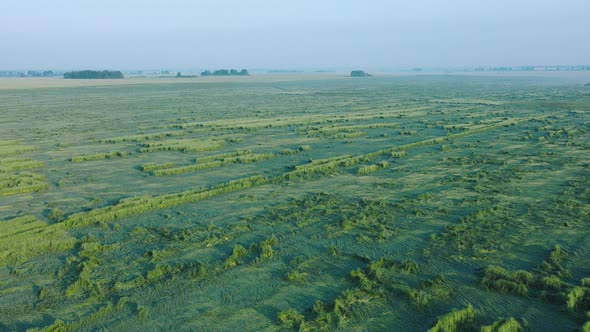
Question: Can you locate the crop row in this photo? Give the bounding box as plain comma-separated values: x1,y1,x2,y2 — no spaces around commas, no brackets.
169,106,428,131
302,123,401,137
0,216,76,267
63,175,268,227
0,158,43,172
196,150,252,163
0,172,48,196
152,153,274,176
139,138,225,153
0,141,37,157
140,162,176,172
99,131,185,143
71,151,130,162
55,117,528,226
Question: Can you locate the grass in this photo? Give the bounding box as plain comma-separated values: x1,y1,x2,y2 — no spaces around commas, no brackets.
99,131,185,143
0,216,76,267
566,286,586,311
480,317,523,332
71,151,130,162
0,141,37,157
427,304,477,332
277,309,304,329
302,123,401,138
63,175,269,227
0,75,589,331
0,158,43,172
0,160,47,195
480,266,533,295
140,162,176,172
151,152,276,176
138,138,225,153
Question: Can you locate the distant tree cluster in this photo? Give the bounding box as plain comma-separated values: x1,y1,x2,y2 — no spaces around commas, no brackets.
173,72,197,78
473,66,590,72
201,69,249,76
27,70,55,77
0,70,57,77
350,70,372,77
64,70,124,79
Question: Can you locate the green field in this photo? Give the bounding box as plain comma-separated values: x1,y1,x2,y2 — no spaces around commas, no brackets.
1,75,589,331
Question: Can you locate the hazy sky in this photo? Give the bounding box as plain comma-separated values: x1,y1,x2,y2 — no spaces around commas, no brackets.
1,0,588,70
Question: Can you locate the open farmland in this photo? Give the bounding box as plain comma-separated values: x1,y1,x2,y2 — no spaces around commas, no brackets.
0,75,589,331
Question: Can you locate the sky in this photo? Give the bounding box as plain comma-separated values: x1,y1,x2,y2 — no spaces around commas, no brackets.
1,0,589,71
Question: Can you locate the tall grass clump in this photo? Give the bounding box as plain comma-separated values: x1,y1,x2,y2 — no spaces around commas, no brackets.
357,164,380,175
480,266,533,295
257,235,278,261
566,286,587,311
277,309,304,329
427,304,477,332
480,317,523,332
224,245,249,268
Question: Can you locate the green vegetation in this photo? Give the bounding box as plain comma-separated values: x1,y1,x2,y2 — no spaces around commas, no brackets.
0,158,43,172
0,216,76,267
480,317,523,332
200,69,249,76
0,75,588,331
150,152,276,176
64,70,124,79
427,304,477,332
63,175,268,227
480,266,533,295
99,131,185,143
71,151,130,162
138,138,225,153
277,309,304,329
0,172,48,196
350,70,372,77
0,141,37,157
357,164,380,175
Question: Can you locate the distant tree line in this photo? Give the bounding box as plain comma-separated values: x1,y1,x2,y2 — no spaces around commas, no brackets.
473,66,590,72
0,70,57,77
27,70,55,77
64,70,124,79
351,70,372,77
173,72,197,78
201,69,249,76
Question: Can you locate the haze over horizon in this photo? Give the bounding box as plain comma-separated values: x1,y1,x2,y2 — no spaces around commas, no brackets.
1,0,589,71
